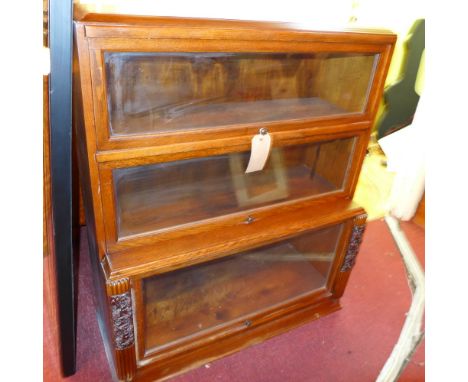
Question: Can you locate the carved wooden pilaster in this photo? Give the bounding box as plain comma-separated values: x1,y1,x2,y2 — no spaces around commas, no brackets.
340,213,367,272
106,278,136,381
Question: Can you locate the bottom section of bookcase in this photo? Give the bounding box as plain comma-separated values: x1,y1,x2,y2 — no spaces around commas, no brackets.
93,210,367,381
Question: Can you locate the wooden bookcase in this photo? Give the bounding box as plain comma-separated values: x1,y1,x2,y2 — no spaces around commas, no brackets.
73,13,395,381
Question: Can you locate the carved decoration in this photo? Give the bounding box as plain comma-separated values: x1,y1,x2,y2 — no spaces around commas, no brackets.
341,216,367,272
110,291,135,350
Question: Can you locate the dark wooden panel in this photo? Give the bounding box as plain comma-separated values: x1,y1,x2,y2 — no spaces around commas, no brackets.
49,0,76,375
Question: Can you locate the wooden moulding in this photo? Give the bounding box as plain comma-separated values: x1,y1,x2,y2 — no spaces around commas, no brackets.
331,213,368,298
340,213,367,271
95,121,371,165
106,278,137,381
74,12,396,44
105,199,366,281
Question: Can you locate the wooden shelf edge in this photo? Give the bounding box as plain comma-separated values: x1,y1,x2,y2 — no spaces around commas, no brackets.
105,198,365,280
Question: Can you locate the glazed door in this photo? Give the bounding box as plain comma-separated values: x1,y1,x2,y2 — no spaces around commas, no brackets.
135,221,346,359
104,52,377,137
85,39,390,150
113,137,355,238
98,131,367,252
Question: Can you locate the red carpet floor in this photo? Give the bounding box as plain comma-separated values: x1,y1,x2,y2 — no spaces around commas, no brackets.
44,219,425,382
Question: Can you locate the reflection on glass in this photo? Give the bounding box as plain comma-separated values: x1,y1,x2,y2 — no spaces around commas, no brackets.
105,52,378,135
143,223,343,352
113,138,355,237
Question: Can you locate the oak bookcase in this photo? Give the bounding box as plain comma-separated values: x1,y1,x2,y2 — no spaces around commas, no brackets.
73,13,395,381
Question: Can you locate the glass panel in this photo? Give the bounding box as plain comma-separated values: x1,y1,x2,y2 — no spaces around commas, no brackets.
105,52,377,136
113,137,355,238
143,223,343,352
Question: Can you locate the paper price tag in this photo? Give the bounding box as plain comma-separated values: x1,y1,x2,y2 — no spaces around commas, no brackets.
245,130,272,173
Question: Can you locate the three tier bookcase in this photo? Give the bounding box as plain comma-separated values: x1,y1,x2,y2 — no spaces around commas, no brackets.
73,13,395,381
